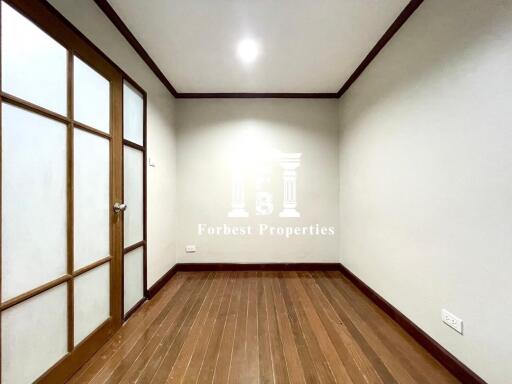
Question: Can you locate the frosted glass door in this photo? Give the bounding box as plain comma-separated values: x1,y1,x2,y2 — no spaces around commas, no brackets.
0,1,122,382
122,80,146,317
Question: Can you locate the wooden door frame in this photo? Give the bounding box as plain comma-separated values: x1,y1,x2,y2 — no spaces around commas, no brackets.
0,0,130,382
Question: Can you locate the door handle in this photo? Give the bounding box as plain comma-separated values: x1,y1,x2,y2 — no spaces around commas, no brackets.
113,202,127,213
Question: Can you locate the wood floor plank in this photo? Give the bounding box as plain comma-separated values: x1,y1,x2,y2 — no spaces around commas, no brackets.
165,272,227,384
269,273,307,384
180,272,230,383
263,272,290,384
312,271,400,384
196,272,236,383
292,272,355,383
227,272,250,384
212,272,243,384
243,271,260,383
257,271,275,384
281,272,335,384
318,271,421,383
301,271,385,384
143,272,217,383
67,270,460,384
275,272,321,384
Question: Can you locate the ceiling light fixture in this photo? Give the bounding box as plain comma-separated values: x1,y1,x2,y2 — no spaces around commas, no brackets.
237,38,260,64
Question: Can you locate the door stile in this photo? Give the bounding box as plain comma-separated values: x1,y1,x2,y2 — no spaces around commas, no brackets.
66,49,75,353
110,73,123,328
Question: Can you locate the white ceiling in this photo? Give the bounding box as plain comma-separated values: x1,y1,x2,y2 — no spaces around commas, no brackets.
107,0,409,94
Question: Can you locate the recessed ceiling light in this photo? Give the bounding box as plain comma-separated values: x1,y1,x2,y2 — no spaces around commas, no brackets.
237,38,260,64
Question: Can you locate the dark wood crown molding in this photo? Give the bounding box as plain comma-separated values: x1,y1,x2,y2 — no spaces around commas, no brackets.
93,0,178,97
93,0,423,99
176,92,338,99
336,0,423,98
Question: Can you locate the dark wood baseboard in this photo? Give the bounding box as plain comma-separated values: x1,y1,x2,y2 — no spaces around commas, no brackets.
147,262,339,298
337,263,486,384
177,262,341,272
147,264,179,299
145,261,485,384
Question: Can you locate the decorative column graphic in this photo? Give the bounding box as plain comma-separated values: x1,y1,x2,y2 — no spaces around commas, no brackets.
227,143,302,219
278,153,302,217
228,164,249,217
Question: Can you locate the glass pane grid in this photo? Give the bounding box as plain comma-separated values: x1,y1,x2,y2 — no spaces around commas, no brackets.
123,81,144,145
1,2,67,115
1,283,68,383
73,56,111,134
73,262,110,346
1,103,67,301
73,128,111,271
123,145,144,247
123,247,144,316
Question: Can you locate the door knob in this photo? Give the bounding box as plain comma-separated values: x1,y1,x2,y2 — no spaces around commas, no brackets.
113,202,127,213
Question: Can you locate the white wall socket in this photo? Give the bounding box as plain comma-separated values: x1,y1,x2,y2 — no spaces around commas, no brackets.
185,245,196,253
441,309,463,334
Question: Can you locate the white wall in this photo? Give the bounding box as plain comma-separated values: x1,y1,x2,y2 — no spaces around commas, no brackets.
338,1,512,383
48,0,177,286
176,99,339,263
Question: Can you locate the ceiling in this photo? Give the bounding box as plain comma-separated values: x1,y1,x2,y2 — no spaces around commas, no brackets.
106,0,410,94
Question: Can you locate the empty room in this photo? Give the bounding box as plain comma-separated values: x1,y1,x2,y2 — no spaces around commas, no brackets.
0,0,509,383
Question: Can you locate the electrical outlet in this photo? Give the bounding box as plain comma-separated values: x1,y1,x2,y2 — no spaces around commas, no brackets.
441,309,463,334
185,245,196,253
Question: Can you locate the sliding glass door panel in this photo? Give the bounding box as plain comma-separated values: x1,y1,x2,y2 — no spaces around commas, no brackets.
73,129,110,270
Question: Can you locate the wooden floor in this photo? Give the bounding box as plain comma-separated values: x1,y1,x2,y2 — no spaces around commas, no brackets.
68,271,458,384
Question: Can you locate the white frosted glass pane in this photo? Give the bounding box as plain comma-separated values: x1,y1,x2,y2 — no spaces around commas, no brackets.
123,81,144,145
124,146,143,247
1,103,67,300
124,247,144,315
74,129,110,270
74,56,110,133
1,2,67,115
2,284,67,384
74,263,110,345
